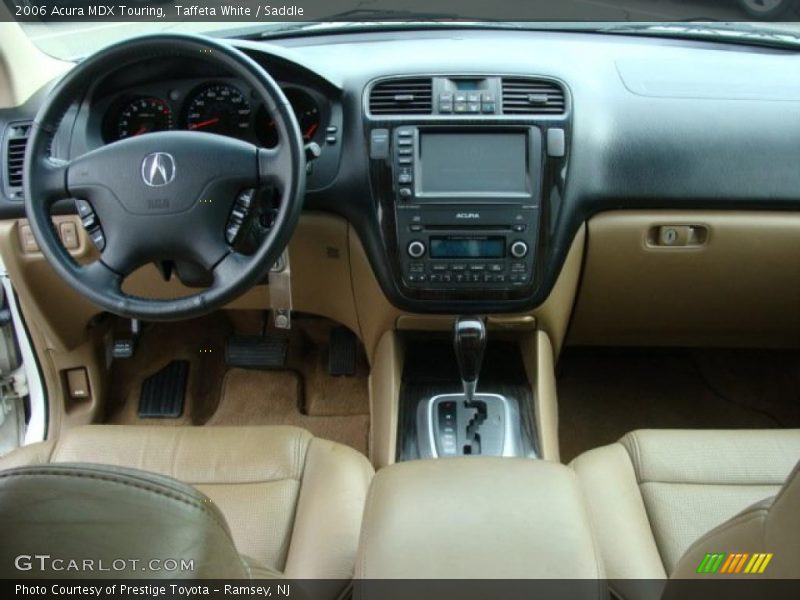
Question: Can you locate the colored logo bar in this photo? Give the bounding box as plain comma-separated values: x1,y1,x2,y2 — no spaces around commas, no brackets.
696,553,773,574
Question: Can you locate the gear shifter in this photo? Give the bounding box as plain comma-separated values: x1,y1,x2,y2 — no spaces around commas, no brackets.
453,315,487,403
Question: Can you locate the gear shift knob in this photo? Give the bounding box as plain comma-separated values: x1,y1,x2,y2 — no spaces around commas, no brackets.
453,315,486,402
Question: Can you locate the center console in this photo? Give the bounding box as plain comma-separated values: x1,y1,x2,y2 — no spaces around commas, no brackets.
356,457,605,589
366,74,570,311
392,126,541,290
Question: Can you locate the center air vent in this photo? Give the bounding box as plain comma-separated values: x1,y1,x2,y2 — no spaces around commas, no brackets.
369,78,433,115
3,122,31,200
501,78,565,115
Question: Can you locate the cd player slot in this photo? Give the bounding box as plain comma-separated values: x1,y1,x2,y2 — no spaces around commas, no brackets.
424,224,511,231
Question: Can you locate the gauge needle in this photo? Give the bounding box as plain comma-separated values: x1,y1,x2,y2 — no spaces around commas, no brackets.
133,127,148,136
304,123,319,139
190,117,220,130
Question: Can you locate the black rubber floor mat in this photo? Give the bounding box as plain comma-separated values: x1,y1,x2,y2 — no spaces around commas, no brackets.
225,336,288,369
138,360,189,418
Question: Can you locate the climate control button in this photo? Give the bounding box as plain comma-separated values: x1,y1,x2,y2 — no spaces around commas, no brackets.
408,240,426,258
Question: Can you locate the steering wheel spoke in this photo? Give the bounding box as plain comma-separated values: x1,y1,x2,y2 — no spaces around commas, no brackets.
258,143,293,189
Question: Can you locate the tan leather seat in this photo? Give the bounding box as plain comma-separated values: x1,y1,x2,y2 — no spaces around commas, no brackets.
572,429,800,595
0,425,373,580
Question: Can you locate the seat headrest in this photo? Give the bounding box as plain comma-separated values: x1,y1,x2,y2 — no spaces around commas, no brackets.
0,463,250,579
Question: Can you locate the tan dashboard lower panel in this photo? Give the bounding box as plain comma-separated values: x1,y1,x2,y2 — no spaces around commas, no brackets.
570,210,800,347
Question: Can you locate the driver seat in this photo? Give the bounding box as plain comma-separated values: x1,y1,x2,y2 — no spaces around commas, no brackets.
0,425,373,580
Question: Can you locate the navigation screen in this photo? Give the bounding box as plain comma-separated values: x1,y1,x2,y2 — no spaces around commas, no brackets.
419,133,528,195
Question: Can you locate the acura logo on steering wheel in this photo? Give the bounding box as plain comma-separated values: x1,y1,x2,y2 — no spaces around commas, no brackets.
141,152,176,187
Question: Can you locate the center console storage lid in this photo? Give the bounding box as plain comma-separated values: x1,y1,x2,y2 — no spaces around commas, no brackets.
356,458,605,586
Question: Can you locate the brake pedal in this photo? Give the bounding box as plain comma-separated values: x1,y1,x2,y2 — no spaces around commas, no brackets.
225,335,288,369
112,319,140,359
328,326,357,376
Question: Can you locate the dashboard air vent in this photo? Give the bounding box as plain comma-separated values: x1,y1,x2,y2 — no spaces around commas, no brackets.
501,78,565,115
369,78,433,115
3,122,31,200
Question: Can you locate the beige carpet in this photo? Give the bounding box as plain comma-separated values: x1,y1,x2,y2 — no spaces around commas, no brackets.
557,348,800,463
106,314,231,426
105,313,371,456
208,368,369,455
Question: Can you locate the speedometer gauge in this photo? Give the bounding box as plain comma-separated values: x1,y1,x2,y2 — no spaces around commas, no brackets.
117,97,172,140
184,83,251,138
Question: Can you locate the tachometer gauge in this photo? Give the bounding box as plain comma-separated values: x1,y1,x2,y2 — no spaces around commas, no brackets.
257,88,321,148
117,97,172,140
184,83,251,138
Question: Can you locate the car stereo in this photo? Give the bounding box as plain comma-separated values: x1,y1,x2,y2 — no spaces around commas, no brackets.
394,126,541,290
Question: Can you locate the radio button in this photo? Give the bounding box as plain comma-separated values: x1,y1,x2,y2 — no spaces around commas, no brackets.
431,264,449,272
408,241,426,259
467,103,481,113
397,138,413,146
398,157,413,165
481,103,496,114
409,224,423,232
398,187,413,199
510,241,529,258
454,103,467,113
487,263,504,272
398,172,413,185
397,129,413,138
439,102,453,114
398,147,413,156
450,264,467,272
469,264,486,271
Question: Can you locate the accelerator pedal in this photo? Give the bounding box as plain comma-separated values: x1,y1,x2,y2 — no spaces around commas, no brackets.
138,360,189,418
328,326,357,376
225,336,288,369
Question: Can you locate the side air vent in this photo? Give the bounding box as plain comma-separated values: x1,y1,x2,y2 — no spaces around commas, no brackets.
3,122,31,200
369,78,433,115
501,78,566,115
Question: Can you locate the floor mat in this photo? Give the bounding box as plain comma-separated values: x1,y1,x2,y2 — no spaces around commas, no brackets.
557,348,800,463
106,315,230,426
208,368,369,455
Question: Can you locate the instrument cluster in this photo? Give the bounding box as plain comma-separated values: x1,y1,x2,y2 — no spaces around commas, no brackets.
102,79,324,148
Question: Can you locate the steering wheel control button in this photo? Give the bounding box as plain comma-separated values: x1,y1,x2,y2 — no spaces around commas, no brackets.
75,199,94,218
408,240,426,259
89,229,106,251
226,189,256,244
510,240,529,258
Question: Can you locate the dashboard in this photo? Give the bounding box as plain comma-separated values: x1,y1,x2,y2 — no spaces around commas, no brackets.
2,29,800,315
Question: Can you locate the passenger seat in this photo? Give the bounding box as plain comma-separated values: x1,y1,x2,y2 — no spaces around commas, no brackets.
572,429,800,594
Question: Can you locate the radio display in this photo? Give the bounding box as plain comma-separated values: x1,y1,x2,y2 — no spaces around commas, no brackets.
419,133,529,195
429,236,506,259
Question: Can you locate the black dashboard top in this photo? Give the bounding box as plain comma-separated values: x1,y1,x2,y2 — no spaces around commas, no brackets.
2,28,800,314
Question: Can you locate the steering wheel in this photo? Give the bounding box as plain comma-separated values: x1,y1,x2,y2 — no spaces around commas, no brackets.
24,34,305,321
